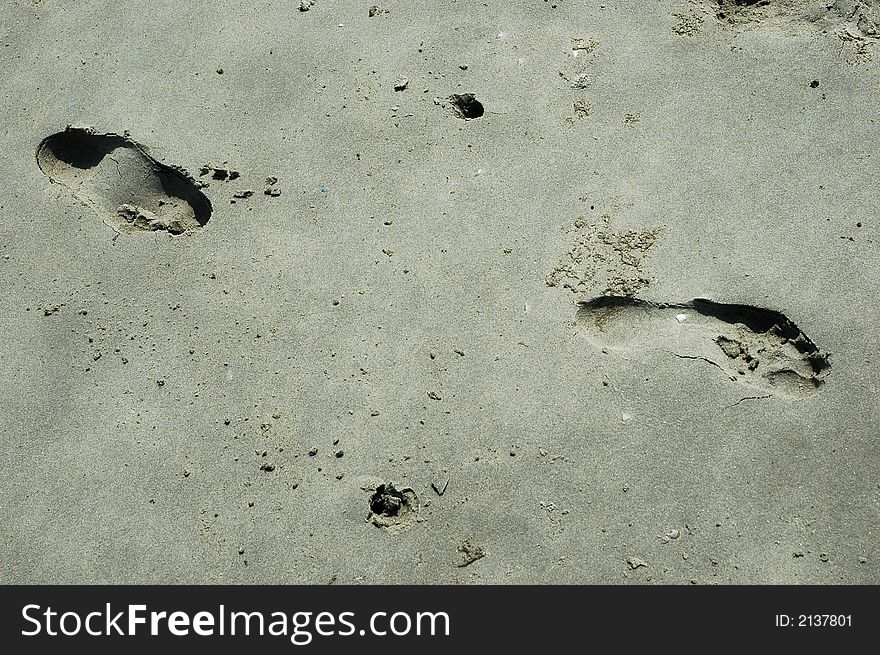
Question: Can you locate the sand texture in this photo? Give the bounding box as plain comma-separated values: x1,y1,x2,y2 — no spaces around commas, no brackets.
1,0,879,584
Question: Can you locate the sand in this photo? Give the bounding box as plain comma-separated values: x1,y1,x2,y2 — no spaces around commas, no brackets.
1,0,878,584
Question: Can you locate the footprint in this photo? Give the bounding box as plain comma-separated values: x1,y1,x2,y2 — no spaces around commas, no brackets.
37,127,212,235
578,296,831,398
712,0,880,41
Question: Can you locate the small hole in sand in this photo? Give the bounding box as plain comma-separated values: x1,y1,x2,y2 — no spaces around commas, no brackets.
449,93,485,119
367,483,418,529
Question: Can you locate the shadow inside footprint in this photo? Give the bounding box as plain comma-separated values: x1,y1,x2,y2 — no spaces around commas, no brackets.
37,127,211,235
578,296,831,398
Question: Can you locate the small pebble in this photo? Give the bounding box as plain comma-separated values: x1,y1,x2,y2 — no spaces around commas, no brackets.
626,556,648,570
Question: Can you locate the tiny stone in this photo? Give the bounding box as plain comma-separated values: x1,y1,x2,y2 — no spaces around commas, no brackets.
626,556,648,570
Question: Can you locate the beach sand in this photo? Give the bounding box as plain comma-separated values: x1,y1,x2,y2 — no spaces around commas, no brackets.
1,0,878,583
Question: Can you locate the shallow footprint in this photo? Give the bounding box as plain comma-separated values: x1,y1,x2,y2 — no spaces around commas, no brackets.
578,296,831,398
37,127,212,235
713,0,880,41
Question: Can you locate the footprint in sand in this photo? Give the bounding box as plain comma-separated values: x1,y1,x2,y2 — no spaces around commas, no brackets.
712,0,880,40
578,296,831,398
37,127,212,235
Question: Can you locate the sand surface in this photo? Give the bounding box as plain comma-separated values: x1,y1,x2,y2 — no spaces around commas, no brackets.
1,0,879,584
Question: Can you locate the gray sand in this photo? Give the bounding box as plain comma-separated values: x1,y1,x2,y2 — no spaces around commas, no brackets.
1,0,878,584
